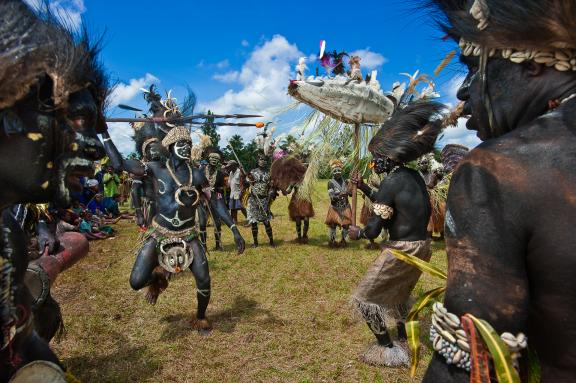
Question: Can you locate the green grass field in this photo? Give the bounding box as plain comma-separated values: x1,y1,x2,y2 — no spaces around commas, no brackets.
51,181,446,382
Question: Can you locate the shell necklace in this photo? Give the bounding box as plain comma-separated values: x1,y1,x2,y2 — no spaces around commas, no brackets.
165,159,198,206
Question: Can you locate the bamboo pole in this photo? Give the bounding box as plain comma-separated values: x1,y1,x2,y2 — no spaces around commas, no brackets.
351,123,360,226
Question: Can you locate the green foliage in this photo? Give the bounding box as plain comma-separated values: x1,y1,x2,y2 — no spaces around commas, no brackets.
201,110,221,149
222,134,258,171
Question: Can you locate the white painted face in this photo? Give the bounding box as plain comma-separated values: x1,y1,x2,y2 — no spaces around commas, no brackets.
173,140,191,160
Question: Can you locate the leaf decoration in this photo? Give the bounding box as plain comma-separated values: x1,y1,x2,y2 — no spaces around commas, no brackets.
406,320,421,377
405,286,446,377
388,249,447,280
465,314,521,383
407,286,446,322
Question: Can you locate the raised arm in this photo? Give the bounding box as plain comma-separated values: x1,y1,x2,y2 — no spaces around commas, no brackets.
101,131,146,176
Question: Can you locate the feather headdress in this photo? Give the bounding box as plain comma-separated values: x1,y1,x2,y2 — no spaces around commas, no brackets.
368,101,444,163
0,0,109,111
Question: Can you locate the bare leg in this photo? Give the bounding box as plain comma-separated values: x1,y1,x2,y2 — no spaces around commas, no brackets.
341,225,349,247
355,301,409,367
251,223,258,248
328,225,337,247
213,213,223,251
294,217,302,242
264,220,274,247
129,237,166,305
302,218,309,243
189,240,211,334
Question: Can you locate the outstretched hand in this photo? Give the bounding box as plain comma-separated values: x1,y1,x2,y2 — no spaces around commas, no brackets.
348,225,362,240
234,232,246,255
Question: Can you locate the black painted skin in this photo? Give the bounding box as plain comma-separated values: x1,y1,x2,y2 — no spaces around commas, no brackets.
0,79,105,379
102,132,243,317
351,158,431,243
131,143,161,228
423,57,576,382
197,158,245,253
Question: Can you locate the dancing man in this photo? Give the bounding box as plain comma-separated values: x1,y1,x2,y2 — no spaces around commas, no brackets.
349,101,442,367
224,160,247,224
103,127,244,332
325,160,352,247
246,151,275,247
270,154,314,243
198,148,245,252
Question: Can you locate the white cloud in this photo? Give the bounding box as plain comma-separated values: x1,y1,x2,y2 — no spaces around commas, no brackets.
241,40,250,47
216,59,230,69
443,74,466,107
200,35,302,142
107,122,136,155
350,48,388,70
438,117,481,149
213,71,239,83
108,73,159,107
436,74,480,149
24,0,86,30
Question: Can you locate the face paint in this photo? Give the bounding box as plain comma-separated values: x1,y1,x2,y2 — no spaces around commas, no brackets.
373,156,393,174
0,85,103,207
146,142,161,161
208,154,220,167
173,140,191,160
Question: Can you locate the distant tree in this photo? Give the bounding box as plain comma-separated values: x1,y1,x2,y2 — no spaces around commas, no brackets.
201,110,221,148
279,134,298,151
242,139,258,170
223,134,243,158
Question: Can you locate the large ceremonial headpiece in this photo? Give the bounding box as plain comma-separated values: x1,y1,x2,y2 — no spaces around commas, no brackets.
368,101,443,164
270,156,307,193
162,126,191,148
427,0,576,70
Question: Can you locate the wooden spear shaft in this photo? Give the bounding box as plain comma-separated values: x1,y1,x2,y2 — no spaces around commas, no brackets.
351,123,360,226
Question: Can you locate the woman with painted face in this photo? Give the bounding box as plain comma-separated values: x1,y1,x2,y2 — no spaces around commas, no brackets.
348,101,442,367
0,0,107,380
325,160,352,247
246,152,276,247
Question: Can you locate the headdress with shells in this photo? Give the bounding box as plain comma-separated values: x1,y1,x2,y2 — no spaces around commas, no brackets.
425,0,576,72
161,126,191,148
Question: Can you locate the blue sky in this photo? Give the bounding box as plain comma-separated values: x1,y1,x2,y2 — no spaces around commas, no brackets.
27,0,480,153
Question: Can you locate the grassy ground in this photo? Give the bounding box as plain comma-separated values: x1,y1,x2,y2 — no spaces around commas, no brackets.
51,181,446,383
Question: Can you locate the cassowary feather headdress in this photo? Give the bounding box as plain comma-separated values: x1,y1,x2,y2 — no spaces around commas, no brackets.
368,101,443,164
0,0,109,117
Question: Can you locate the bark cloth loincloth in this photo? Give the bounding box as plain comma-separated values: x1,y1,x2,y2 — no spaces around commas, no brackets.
352,239,432,320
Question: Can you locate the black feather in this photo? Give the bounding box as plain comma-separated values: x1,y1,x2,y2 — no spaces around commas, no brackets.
368,101,444,163
420,0,576,50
